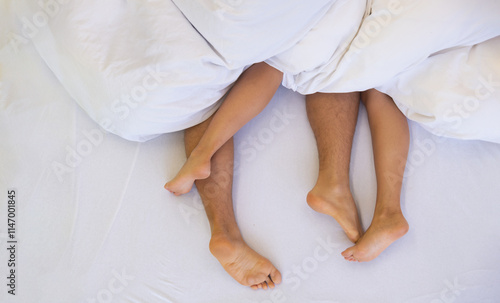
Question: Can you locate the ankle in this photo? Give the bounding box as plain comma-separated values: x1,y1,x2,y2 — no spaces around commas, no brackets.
373,206,403,219
316,169,350,186
209,232,243,255
188,147,211,162
211,225,242,242
312,180,351,197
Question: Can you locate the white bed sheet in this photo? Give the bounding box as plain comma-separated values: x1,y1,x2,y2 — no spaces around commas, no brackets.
2,19,500,303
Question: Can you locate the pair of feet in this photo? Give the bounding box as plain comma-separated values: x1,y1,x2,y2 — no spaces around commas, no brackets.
306,185,409,262
164,156,409,288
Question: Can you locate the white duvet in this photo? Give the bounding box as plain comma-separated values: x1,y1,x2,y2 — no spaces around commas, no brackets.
273,0,500,142
11,0,245,141
11,0,500,142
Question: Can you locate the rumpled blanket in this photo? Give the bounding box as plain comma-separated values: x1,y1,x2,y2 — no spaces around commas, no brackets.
10,0,500,142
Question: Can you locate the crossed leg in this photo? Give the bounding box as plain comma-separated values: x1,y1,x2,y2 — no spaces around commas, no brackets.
342,89,409,262
184,116,282,289
305,92,364,243
165,62,283,195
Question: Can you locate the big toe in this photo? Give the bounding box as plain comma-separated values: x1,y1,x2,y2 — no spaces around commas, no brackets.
341,246,355,258
270,268,282,285
164,181,178,191
164,180,191,195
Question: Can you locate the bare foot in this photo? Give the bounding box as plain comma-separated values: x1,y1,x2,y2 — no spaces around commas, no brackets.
307,185,363,243
209,234,282,290
164,151,211,195
341,210,408,262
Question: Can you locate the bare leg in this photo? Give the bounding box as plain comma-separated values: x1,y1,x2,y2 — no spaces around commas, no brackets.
184,117,282,289
306,92,363,243
342,89,409,262
165,62,283,195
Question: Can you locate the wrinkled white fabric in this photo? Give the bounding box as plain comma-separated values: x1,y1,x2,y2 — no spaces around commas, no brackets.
280,0,500,94
13,0,244,141
16,0,342,141
171,0,336,69
16,0,500,142
379,36,500,143
273,0,500,142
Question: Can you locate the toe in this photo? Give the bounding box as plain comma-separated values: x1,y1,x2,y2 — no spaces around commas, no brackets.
342,247,359,262
270,269,282,285
341,247,354,258
265,276,275,289
262,282,268,290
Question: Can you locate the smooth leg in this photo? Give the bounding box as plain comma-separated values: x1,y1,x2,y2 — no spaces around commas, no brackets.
342,89,409,262
305,92,363,243
165,62,283,195
184,117,282,289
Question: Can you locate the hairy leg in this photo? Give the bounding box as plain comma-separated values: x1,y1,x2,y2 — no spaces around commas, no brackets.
306,92,363,243
184,117,282,289
165,62,283,195
342,89,409,262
